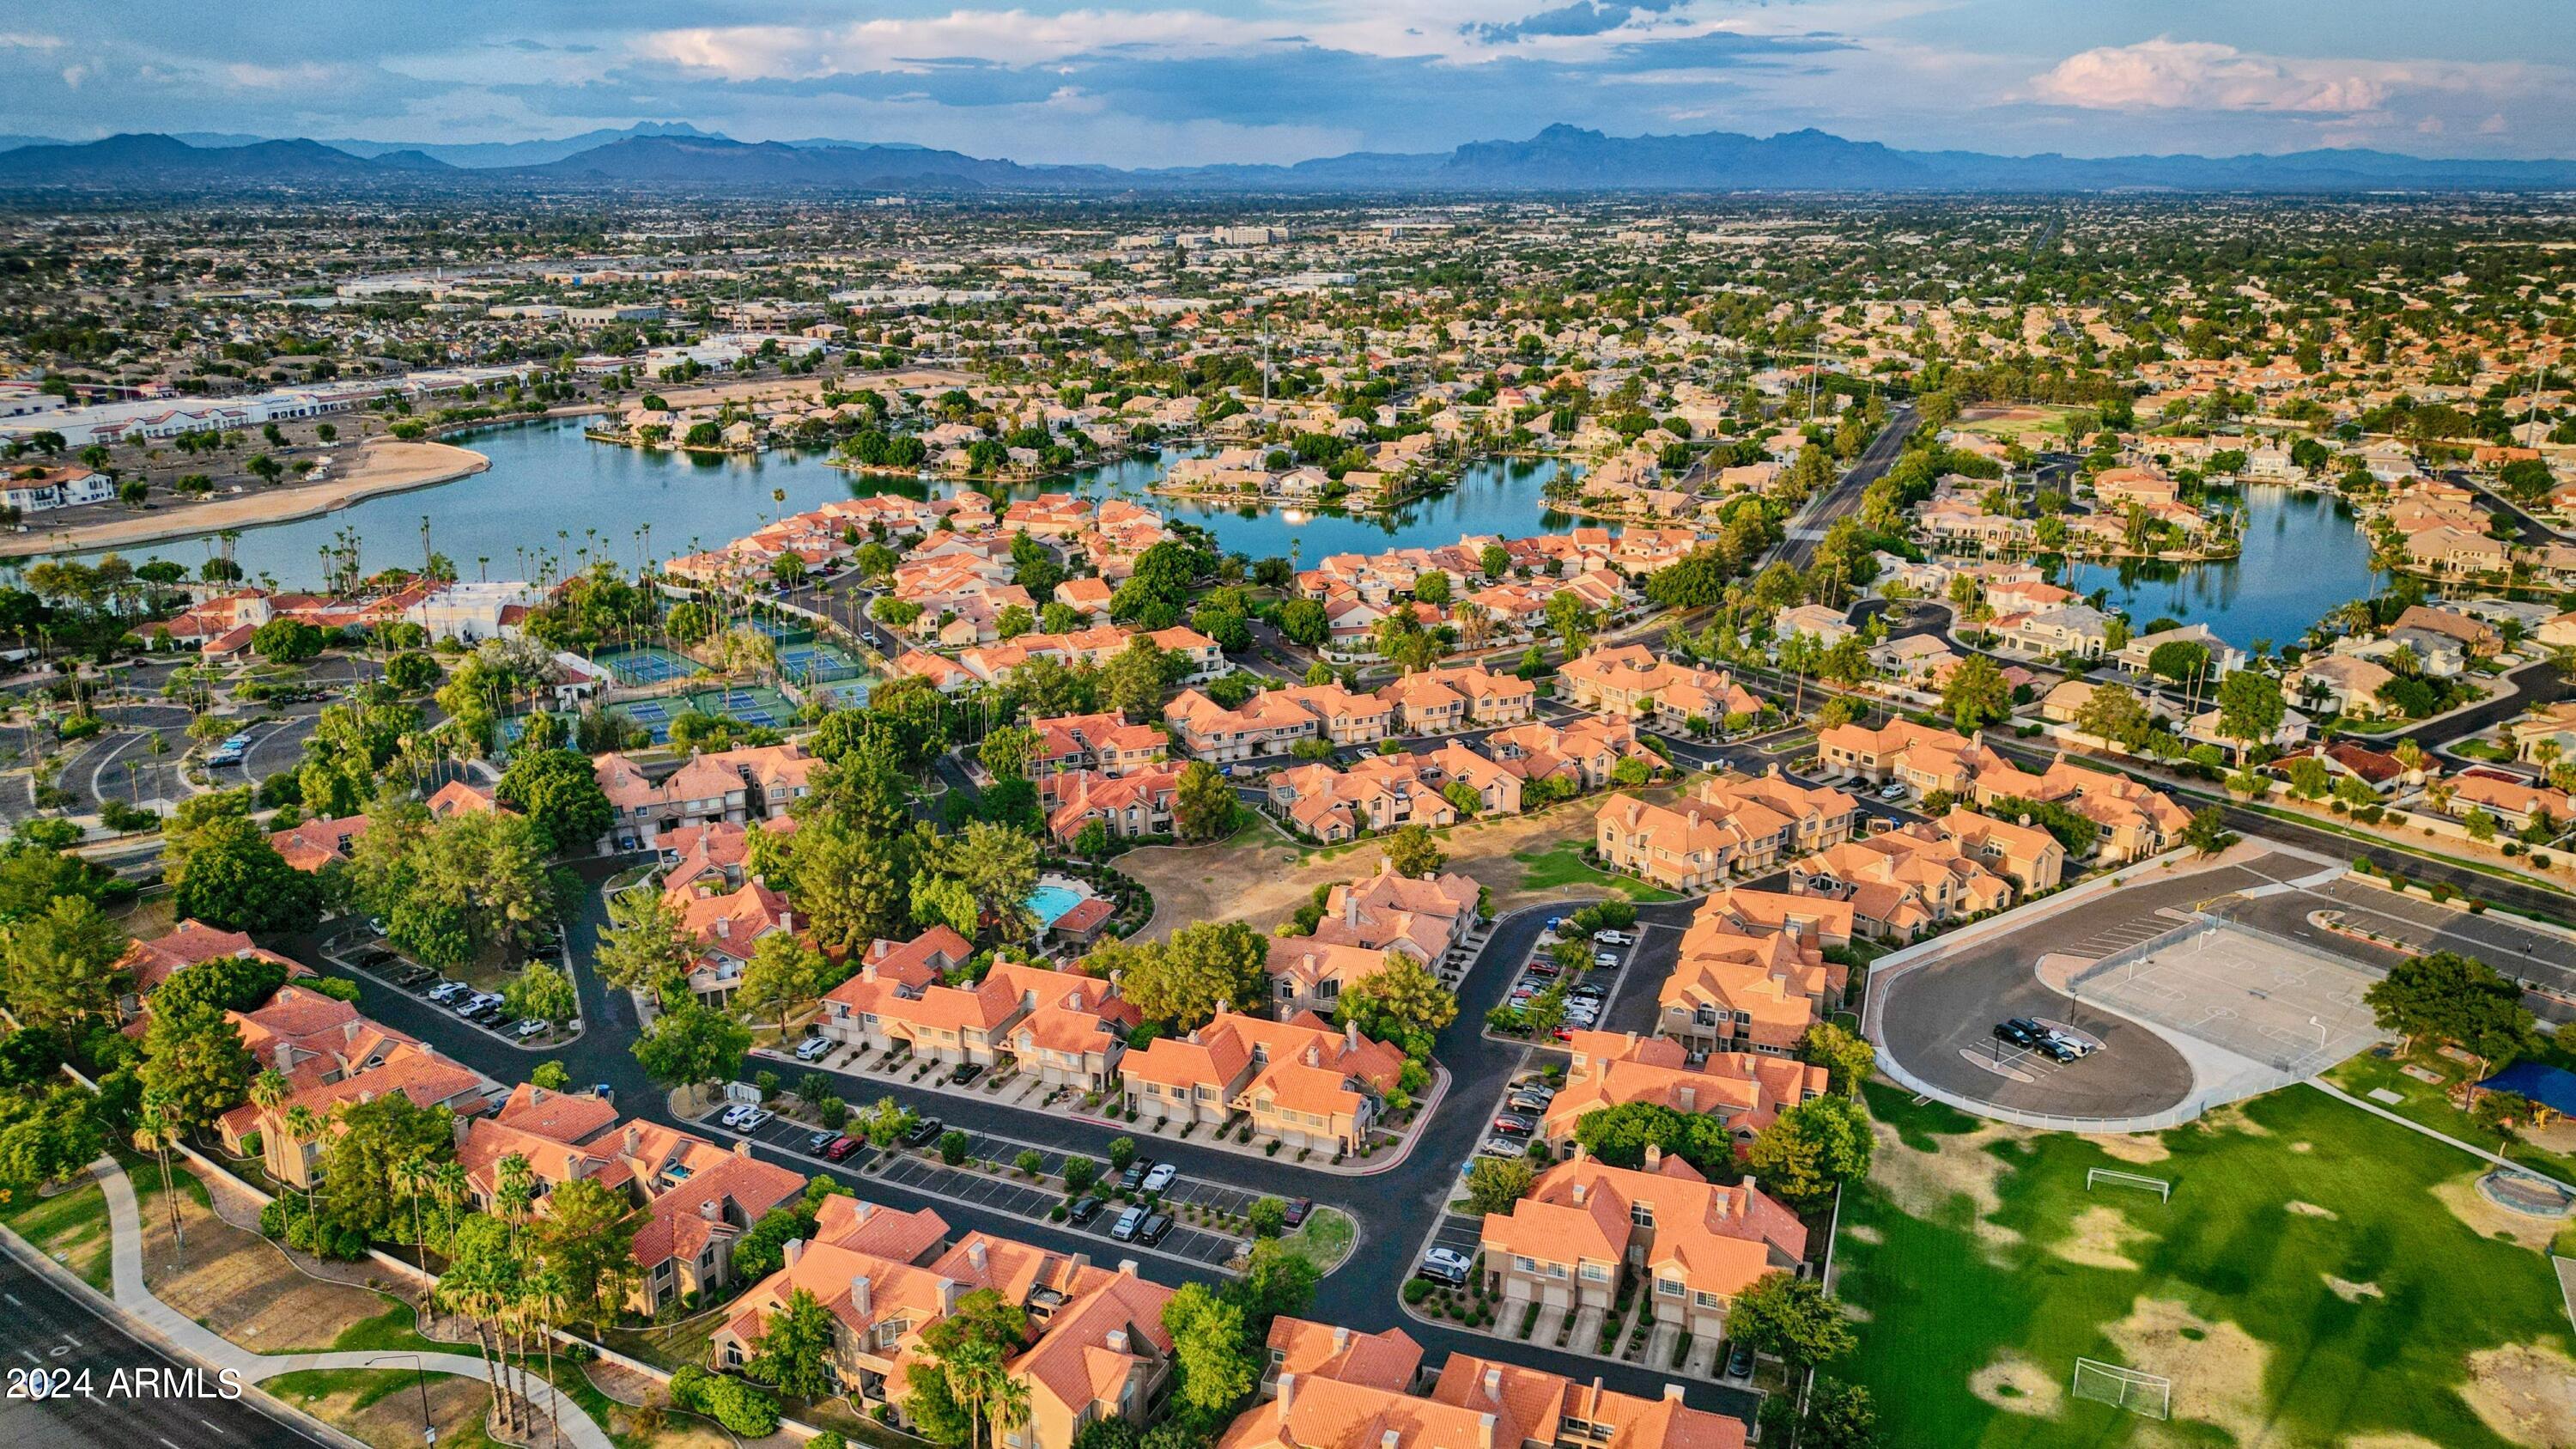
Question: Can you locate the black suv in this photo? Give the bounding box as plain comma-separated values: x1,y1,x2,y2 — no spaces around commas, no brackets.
1135,1212,1174,1246
1067,1196,1104,1226
1992,1019,2044,1050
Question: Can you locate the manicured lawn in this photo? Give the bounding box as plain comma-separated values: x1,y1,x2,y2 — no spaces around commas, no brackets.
2325,1044,2576,1186
1,1176,113,1291
1510,841,1678,902
1273,1206,1358,1273
1834,1080,2573,1447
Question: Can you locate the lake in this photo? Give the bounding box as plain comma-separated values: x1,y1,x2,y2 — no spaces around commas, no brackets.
66,421,1581,587
2062,484,2383,652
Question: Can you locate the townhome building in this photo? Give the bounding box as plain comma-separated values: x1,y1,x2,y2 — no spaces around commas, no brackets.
1376,664,1534,733
1556,644,1759,730
1477,1150,1807,1346
220,1038,490,1190
1592,795,1740,893
1267,755,1461,841
1263,939,1397,1026
1043,765,1185,844
1655,888,1853,1056
1935,807,2068,893
1225,1350,1744,1449
114,920,311,1025
1306,862,1483,966
822,953,1138,1090
1685,770,1862,871
1121,1012,1405,1155
1484,717,1662,792
1538,1031,1829,1158
1027,710,1170,777
594,741,818,852
1786,823,2020,941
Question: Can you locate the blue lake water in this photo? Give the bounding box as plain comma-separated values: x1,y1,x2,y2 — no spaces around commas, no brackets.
70,420,1579,587
2062,484,2383,652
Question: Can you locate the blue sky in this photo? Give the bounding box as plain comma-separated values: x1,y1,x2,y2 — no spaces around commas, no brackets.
3,1,2569,165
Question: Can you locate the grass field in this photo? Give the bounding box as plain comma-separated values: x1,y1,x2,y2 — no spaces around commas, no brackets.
1510,840,1680,902
1834,1080,2576,1447
2326,1044,2576,1193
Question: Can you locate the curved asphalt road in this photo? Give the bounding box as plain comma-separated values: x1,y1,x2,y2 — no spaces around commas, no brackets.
280,860,1763,1423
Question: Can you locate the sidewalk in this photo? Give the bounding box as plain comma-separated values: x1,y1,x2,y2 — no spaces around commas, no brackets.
90,1159,617,1449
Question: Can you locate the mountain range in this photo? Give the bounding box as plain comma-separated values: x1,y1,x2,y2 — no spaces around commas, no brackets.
7,121,2576,193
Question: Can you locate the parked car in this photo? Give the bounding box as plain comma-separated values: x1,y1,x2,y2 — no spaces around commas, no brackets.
1992,1019,2044,1050
737,1107,775,1131
823,1136,862,1162
1479,1137,1526,1158
903,1117,944,1149
1510,1081,1556,1104
1140,1163,1178,1193
1878,782,1910,801
394,965,433,987
1509,1093,1555,1116
1593,952,1622,969
1067,1196,1104,1226
1418,1247,1473,1286
1283,1198,1313,1229
1725,1341,1756,1379
1492,1113,1534,1136
1118,1160,1152,1191
1568,982,1607,1001
1110,1205,1147,1241
951,1062,984,1086
793,1036,834,1062
805,1129,840,1154
1525,960,1561,978
720,1104,755,1129
2044,1026,2097,1057
1135,1213,1173,1246
513,1019,549,1039
1592,930,1634,947
426,982,468,1004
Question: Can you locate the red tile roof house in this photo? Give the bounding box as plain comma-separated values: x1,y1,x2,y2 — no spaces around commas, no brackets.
1478,1148,1807,1348
114,919,312,1026
665,877,802,1007
1538,1031,1829,1159
219,1036,492,1190
821,945,1138,1092
714,1227,1174,1449
1120,1011,1405,1157
592,741,818,853
1043,765,1184,844
270,812,371,873
1224,1343,1742,1449
1308,862,1484,969
1264,938,1398,1023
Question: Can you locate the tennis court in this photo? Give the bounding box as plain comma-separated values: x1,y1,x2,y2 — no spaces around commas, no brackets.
595,646,703,686
777,639,867,683
601,685,795,743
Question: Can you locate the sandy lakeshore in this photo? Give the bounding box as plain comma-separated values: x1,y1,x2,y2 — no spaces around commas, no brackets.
1,439,492,560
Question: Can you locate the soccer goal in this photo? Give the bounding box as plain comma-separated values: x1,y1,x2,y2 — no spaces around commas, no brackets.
2087,1168,2172,1202
2072,1358,2172,1420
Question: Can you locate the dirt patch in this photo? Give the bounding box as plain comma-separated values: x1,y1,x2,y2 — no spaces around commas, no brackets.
2341,1438,2448,1449
1970,1352,2064,1416
1868,1116,2026,1260
2288,1141,2314,1154
2323,1275,2385,1302
140,1176,399,1351
2436,1174,2560,1251
2087,1133,2172,1166
2462,1344,2576,1448
266,1370,494,1449
2286,1201,2340,1221
2100,1298,2270,1446
2198,1102,2274,1138
1113,792,1672,943
2053,1205,2158,1272
1842,1223,1882,1245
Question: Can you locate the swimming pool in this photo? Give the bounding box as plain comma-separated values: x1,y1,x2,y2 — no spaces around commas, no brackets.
1025,884,1088,928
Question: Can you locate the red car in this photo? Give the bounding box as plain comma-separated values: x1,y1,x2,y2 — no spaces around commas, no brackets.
1552,1026,1576,1042
822,1135,861,1162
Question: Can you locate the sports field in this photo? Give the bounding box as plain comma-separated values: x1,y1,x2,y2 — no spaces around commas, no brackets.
1834,1080,2576,1447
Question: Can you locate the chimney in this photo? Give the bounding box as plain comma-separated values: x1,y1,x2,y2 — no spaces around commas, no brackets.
1481,1367,1502,1403
699,1198,719,1221
1677,1085,1696,1113
940,1278,964,1312
1332,1326,1349,1352
1385,1433,1406,1449
1276,1373,1297,1427
1477,1416,1496,1449
1105,1327,1130,1355
1344,892,1360,929
1662,1385,1685,1402
969,1239,988,1272
734,1137,751,1157
852,1274,872,1316
1571,1180,1588,1207
623,1124,641,1155
785,1238,805,1269
1643,1142,1662,1172
1119,1259,1139,1276
1345,1020,1361,1051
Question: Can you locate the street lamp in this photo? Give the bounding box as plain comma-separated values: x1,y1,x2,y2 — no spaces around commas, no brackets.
370,1355,436,1444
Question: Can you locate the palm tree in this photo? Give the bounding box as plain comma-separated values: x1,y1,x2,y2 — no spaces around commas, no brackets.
526,1264,569,1445
496,1157,538,1417
282,1104,323,1230
131,1098,185,1259
392,1154,434,1320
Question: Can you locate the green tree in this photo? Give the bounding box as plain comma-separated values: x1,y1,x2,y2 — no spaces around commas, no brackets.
1744,1093,1874,1209
1107,922,1271,1032
503,960,579,1025
2214,668,2285,761
495,747,613,855
2,894,129,1032
1797,1022,1876,1099
595,886,696,996
1174,761,1235,842
749,1287,841,1403
1333,957,1457,1062
1464,1156,1536,1215
739,932,827,1039
1161,1282,1256,1418
1383,824,1446,878
2365,950,2539,1065
2072,681,2152,748
317,1090,452,1239
906,1288,1029,1449
533,1173,641,1324
2180,805,2237,855
632,1002,752,1093
1941,654,2012,733
167,814,322,933
137,1004,256,1135
1727,1271,1856,1373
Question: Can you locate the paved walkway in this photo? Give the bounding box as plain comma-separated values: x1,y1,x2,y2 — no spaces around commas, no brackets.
92,1160,616,1449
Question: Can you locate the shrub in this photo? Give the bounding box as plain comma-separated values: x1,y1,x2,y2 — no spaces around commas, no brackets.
1403,1280,1435,1305
670,1367,781,1437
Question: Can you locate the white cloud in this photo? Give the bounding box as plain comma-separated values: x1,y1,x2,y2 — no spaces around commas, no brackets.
635,8,1267,81
2027,40,2391,113
0,31,65,51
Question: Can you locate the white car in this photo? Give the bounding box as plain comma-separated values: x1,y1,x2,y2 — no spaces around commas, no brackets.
1878,782,1910,801
513,1019,549,1039
1592,930,1634,947
794,1036,834,1062
720,1104,755,1129
1419,1247,1473,1285
1479,1137,1526,1158
738,1107,775,1130
1140,1163,1179,1193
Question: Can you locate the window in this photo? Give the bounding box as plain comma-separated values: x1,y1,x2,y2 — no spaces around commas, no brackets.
1578,1263,1610,1283
1693,1291,1722,1309
1629,1202,1655,1228
1514,1256,1538,1275
1656,1276,1685,1298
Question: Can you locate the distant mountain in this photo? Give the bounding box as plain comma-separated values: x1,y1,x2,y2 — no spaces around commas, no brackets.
0,134,66,153
7,125,2576,194
0,133,452,186
322,121,720,169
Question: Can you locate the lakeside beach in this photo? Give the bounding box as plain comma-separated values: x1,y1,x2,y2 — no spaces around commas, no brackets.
1,439,491,561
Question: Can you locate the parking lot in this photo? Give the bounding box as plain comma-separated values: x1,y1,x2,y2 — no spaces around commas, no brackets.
694,1107,1250,1270
1491,916,1636,1044
2303,876,2576,995
329,931,577,1051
